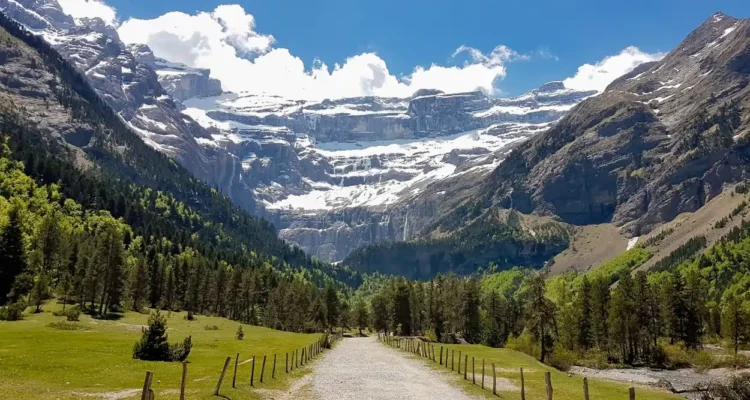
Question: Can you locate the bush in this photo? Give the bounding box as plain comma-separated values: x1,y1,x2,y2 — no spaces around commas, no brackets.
47,321,86,330
133,310,192,362
660,342,693,368
698,373,750,399
54,308,81,321
577,349,611,369
692,351,715,372
424,328,438,342
204,325,219,331
549,347,577,371
236,325,244,340
506,331,540,360
0,301,26,321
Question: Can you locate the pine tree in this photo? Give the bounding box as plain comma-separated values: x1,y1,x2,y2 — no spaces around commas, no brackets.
129,256,149,312
0,204,26,305
576,276,593,350
371,293,389,334
393,280,412,336
324,284,340,332
525,272,556,363
484,290,506,347
353,298,369,336
462,279,482,343
722,294,749,358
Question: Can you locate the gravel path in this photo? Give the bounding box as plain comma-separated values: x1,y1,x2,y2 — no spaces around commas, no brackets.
309,336,474,400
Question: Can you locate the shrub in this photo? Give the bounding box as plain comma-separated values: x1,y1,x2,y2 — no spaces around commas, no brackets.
204,325,219,331
0,301,26,321
577,349,611,369
47,321,86,330
54,308,81,321
549,347,577,371
692,351,715,372
133,310,192,362
424,328,438,342
236,325,244,340
660,342,692,368
505,331,540,360
698,373,750,399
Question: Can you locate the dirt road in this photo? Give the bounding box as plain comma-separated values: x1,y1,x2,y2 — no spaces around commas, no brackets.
308,336,473,400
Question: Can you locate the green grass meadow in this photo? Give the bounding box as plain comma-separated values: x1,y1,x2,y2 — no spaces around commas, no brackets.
0,303,322,400
382,339,682,400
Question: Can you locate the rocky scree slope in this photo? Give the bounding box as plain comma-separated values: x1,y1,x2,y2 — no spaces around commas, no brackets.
346,12,750,277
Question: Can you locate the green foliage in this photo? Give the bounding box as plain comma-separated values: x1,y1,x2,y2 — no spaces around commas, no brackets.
53,307,80,321
587,247,650,284
47,321,86,330
133,310,191,362
204,325,219,331
235,325,244,340
344,212,572,280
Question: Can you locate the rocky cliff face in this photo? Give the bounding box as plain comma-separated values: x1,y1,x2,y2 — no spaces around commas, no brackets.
0,0,260,212
181,83,594,261
466,12,750,238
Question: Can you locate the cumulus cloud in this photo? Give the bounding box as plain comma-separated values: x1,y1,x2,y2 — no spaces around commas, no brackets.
57,0,117,26
563,46,665,92
118,5,520,100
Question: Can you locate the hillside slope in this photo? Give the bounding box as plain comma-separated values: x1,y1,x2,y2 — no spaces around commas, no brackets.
0,11,354,284
345,12,750,278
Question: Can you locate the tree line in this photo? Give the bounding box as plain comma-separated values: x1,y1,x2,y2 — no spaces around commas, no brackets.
361,217,750,369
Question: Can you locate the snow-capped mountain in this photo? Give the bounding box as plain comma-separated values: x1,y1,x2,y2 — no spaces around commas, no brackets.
0,0,596,262
183,83,595,261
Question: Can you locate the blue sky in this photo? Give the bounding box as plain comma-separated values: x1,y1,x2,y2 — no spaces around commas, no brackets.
66,0,750,98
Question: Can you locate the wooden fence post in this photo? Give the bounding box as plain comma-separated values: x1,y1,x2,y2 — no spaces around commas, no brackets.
250,356,256,387
260,355,267,383
215,357,231,395
286,352,289,373
472,357,475,384
545,371,553,400
492,363,497,395
583,377,589,400
272,354,277,379
440,346,443,365
295,349,299,368
481,359,485,389
141,371,153,400
520,367,526,400
464,355,468,380
232,353,239,388
458,351,462,374
629,387,635,400
180,362,187,400
452,350,455,371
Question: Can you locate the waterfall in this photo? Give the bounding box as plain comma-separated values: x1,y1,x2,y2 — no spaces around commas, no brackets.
403,212,409,241
340,176,344,186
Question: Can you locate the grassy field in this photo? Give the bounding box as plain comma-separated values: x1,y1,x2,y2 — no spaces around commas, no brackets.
383,339,682,400
0,303,323,400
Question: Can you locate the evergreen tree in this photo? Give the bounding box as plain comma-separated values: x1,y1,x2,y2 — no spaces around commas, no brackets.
462,279,482,343
525,272,556,363
0,204,26,305
484,290,506,347
353,298,369,336
576,276,593,350
722,294,749,358
371,293,389,334
325,284,340,332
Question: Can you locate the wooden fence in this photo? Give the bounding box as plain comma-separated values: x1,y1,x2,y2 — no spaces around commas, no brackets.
378,334,638,399
138,332,341,399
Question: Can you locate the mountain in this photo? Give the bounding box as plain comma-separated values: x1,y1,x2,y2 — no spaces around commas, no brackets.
345,12,750,278
183,83,595,262
0,0,597,264
0,0,258,212
0,9,355,285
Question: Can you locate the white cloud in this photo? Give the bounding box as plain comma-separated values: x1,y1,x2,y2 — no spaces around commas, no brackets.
118,5,519,100
563,46,664,92
56,0,117,26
